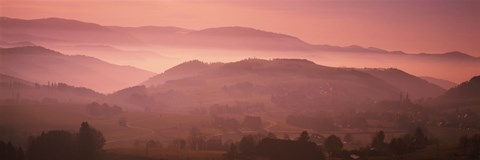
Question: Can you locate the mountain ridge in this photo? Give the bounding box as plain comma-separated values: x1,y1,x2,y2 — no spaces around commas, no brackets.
143,58,445,100
0,46,155,93
2,17,473,58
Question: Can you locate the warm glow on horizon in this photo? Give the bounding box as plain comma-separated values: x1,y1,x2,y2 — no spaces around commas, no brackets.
1,0,479,56
2,1,480,159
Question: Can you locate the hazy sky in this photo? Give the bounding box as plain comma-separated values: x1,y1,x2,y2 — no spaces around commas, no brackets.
1,0,479,56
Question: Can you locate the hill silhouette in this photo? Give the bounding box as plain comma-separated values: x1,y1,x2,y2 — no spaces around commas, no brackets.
441,76,480,100
0,46,155,93
431,76,480,107
136,59,445,110
0,74,104,103
362,68,445,98
0,17,145,46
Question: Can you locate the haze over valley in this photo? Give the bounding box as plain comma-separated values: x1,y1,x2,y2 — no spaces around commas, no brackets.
1,1,479,160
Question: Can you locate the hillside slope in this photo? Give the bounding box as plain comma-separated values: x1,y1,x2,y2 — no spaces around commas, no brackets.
0,46,155,93
136,59,443,110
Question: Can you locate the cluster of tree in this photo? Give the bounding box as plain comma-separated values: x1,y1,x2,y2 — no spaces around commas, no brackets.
0,140,24,160
209,102,265,115
340,128,431,159
242,116,262,130
86,102,123,116
225,131,333,160
458,134,480,159
26,122,105,160
212,116,240,132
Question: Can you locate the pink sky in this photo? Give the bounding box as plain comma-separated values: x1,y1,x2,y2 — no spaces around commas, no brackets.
1,0,479,56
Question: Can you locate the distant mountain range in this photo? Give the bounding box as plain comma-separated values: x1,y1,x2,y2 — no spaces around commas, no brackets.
0,17,478,83
0,17,144,46
1,17,477,58
0,46,155,93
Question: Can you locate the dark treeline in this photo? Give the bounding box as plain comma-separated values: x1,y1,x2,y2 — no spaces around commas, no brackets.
350,128,430,158
222,127,480,160
0,122,105,160
225,131,327,160
0,141,24,160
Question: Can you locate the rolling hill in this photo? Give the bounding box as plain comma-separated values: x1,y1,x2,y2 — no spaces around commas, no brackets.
0,46,155,93
430,75,480,107
361,68,446,98
0,74,104,103
439,76,480,100
133,59,446,110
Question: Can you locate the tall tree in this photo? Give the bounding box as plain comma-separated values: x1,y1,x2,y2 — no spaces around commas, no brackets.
324,135,343,159
298,131,310,142
78,122,105,160
26,130,77,160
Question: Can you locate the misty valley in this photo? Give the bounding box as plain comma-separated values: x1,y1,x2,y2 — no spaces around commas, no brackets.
1,15,480,160
1,53,480,160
